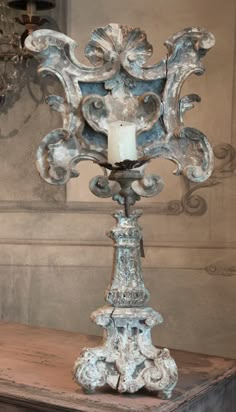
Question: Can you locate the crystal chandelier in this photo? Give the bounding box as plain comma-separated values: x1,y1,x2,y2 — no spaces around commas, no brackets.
0,0,56,110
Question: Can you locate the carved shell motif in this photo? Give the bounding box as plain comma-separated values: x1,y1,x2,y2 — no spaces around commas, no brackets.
25,24,215,187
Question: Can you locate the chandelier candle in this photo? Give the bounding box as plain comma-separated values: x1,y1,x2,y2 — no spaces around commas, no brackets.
108,121,137,164
25,23,215,398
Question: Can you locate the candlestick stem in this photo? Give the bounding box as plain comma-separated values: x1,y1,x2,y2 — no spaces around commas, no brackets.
74,209,178,397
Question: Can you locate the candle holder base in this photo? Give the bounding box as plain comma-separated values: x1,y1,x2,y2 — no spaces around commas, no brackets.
73,306,178,398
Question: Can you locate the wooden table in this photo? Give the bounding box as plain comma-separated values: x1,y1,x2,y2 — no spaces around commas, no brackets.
0,322,235,412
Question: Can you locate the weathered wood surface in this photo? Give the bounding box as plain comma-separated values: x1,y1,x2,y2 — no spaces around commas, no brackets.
0,322,235,412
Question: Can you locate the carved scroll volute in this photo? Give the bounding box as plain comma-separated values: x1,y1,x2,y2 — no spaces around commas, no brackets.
160,28,215,183
81,92,161,137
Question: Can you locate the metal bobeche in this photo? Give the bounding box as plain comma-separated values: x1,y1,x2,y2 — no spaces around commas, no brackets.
25,23,215,398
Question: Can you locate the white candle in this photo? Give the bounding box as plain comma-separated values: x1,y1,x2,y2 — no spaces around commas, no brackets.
108,121,137,165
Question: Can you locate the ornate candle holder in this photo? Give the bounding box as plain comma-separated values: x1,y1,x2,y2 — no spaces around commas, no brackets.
25,24,215,399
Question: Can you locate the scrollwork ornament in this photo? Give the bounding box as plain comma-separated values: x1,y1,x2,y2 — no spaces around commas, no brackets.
132,174,164,197
213,143,236,178
26,24,215,186
82,91,161,137
74,307,178,397
181,191,207,217
167,200,183,215
180,143,236,216
89,175,113,198
36,129,80,185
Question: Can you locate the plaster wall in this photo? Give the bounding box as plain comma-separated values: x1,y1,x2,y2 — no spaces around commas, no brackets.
0,0,235,359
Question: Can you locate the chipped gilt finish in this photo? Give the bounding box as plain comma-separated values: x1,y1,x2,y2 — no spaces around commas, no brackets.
25,24,215,398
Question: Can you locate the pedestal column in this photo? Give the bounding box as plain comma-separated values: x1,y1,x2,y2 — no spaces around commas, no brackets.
105,210,150,307
73,210,178,398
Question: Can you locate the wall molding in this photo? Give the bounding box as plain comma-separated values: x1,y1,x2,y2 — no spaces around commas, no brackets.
205,264,236,277
0,262,235,278
0,199,183,215
0,237,235,249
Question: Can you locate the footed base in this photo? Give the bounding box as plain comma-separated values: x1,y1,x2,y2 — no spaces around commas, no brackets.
73,306,178,398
